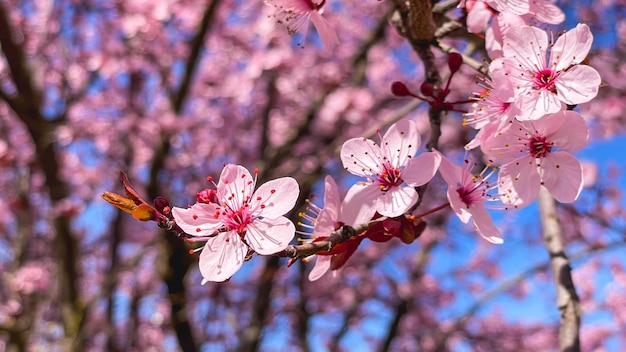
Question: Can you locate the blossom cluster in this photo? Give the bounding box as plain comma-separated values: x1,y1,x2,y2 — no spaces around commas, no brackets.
103,0,601,284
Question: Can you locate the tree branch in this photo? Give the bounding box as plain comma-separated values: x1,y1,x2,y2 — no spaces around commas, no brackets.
538,187,581,352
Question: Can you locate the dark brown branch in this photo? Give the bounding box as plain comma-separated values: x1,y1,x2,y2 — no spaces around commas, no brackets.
171,0,222,113
538,187,581,352
147,3,223,352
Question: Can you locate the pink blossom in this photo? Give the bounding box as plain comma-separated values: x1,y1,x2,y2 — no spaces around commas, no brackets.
435,150,503,244
11,263,50,294
464,68,519,149
172,164,299,282
482,110,589,206
465,1,497,34
266,0,338,49
490,24,601,120
340,119,441,219
305,176,345,280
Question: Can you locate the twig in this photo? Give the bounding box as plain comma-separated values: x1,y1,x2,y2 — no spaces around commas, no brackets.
275,218,387,259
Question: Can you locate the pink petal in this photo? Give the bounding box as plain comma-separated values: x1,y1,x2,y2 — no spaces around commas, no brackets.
199,232,247,283
252,177,299,218
466,2,493,33
515,88,562,120
498,157,541,206
172,203,223,237
540,152,583,203
313,176,340,234
482,129,525,165
308,255,331,281
340,137,385,178
341,183,378,225
555,65,601,105
323,175,341,215
470,206,504,244
314,207,337,235
494,0,529,15
309,10,338,49
403,151,441,187
447,184,472,223
245,216,295,255
550,23,593,71
434,149,460,186
502,26,548,71
382,119,421,169
529,1,564,25
540,111,589,151
376,186,419,217
217,164,254,210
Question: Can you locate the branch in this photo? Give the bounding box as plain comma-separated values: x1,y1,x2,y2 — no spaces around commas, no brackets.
432,236,626,350
538,187,581,352
0,4,85,349
171,0,222,113
275,218,386,259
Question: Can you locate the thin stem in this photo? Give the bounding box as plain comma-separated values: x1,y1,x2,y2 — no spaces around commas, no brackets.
413,202,450,218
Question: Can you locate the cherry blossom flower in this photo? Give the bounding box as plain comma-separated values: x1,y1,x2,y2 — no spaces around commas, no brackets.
172,164,299,282
266,0,338,49
482,110,589,206
490,24,601,120
340,119,441,220
301,176,357,280
301,176,428,281
435,150,503,244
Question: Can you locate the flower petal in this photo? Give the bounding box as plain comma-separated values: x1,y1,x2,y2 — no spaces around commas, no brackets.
309,10,338,49
550,23,593,71
245,216,295,255
494,0,529,15
340,137,385,178
341,183,378,225
217,164,254,211
308,255,331,281
376,186,419,217
382,119,420,169
447,184,472,223
515,88,563,120
434,149,462,187
172,203,223,237
555,65,601,105
314,176,341,235
403,151,441,187
529,1,564,25
470,205,504,244
323,175,341,216
498,157,541,206
199,232,247,283
540,152,583,203
502,26,548,71
252,177,299,218
541,111,589,151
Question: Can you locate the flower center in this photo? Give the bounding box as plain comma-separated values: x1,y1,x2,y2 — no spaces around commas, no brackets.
534,69,558,93
377,163,403,191
528,134,552,158
457,176,489,208
223,206,253,235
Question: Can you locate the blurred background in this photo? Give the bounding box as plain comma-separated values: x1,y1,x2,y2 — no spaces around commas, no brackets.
0,0,625,351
